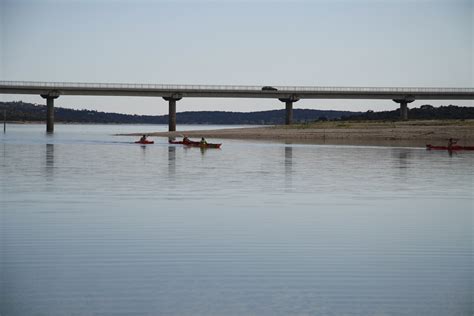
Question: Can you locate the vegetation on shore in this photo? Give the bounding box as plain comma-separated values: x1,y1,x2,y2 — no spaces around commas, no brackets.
0,101,354,124
1,101,473,125
340,104,474,121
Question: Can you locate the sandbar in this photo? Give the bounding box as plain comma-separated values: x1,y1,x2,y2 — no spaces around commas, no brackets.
120,120,474,147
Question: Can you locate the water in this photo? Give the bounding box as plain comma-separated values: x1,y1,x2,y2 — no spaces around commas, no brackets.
1,124,473,315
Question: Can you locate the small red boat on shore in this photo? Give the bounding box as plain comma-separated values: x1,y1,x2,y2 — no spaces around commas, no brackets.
426,144,474,151
169,139,221,149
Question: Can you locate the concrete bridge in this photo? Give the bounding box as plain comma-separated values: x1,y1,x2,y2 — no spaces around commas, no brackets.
1,80,473,132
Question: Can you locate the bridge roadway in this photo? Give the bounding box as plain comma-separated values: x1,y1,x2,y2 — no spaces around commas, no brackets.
1,81,473,132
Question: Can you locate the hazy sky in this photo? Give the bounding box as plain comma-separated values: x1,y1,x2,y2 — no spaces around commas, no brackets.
1,0,472,115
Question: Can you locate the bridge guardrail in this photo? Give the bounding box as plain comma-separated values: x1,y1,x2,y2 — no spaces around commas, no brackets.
0,80,473,93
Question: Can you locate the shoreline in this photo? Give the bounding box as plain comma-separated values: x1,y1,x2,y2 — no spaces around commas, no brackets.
119,120,474,147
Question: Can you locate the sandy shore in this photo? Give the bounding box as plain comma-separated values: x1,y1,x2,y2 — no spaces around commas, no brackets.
120,120,474,147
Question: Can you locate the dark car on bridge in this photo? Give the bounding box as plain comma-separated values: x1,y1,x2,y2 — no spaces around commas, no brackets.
261,86,278,91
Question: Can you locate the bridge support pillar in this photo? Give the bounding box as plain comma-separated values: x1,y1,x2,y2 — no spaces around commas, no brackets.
40,91,60,133
393,97,415,121
279,95,300,125
163,95,182,132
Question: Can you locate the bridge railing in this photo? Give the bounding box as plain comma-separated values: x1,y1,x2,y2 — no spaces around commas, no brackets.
0,80,473,93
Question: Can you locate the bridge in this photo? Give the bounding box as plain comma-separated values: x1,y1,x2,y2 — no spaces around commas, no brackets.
1,80,473,132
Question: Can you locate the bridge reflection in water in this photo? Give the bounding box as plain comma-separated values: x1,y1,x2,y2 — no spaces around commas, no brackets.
285,145,293,191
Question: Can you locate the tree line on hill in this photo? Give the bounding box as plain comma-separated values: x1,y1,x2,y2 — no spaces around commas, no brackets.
340,104,474,121
0,101,355,124
1,101,473,124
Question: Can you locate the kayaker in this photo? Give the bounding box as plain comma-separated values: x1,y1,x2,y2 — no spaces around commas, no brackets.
447,138,457,150
200,137,208,145
139,134,147,142
183,136,190,144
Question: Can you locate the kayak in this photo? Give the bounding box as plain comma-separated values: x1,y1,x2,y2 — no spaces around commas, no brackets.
135,140,154,144
169,140,222,148
169,140,221,149
426,144,474,151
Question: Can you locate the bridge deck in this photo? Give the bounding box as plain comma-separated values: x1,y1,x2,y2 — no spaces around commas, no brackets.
1,81,473,100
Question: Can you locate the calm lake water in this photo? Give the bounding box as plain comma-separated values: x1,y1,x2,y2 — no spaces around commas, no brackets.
1,124,473,316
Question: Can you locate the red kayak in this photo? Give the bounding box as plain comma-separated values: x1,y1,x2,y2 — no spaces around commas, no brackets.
426,144,474,151
169,140,221,149
135,140,154,144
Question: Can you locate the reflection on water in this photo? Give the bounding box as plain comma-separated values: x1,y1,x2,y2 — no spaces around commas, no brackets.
391,148,411,181
396,149,410,168
140,143,147,155
45,144,54,178
284,145,292,190
1,125,473,316
168,145,176,178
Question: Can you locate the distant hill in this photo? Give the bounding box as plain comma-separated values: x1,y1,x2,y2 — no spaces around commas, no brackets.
341,104,474,121
0,101,357,125
2,101,471,124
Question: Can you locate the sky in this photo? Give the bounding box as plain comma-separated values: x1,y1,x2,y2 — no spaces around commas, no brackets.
0,0,472,115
